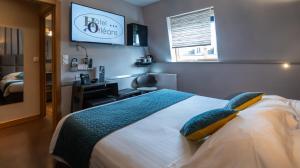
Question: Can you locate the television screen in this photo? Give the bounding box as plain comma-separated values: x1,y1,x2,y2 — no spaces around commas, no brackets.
71,3,125,45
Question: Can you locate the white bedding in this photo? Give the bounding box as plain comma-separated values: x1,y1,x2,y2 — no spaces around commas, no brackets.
50,95,228,168
0,73,24,97
50,95,300,168
1,81,23,97
182,95,300,168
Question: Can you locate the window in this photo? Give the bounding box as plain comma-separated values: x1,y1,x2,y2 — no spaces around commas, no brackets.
167,7,218,62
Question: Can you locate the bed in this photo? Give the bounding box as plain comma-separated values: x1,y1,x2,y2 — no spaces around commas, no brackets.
50,89,300,168
0,72,24,104
0,26,24,105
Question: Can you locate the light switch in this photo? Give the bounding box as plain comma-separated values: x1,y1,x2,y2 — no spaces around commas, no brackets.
33,57,39,63
63,54,69,65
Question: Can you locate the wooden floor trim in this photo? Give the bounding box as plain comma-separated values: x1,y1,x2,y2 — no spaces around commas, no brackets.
0,115,41,129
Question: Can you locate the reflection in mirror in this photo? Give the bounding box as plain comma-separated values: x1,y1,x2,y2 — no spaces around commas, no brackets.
0,27,24,105
45,13,53,120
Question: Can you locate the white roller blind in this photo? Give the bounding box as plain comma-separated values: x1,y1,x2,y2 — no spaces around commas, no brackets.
168,7,214,48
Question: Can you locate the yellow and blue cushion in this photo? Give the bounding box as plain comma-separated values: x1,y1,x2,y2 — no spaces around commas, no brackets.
16,72,24,79
226,92,264,111
180,108,238,141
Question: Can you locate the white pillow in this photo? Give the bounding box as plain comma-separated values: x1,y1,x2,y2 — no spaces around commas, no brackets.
289,99,300,125
2,72,22,80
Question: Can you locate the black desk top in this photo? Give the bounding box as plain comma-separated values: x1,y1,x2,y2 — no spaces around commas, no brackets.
73,81,117,88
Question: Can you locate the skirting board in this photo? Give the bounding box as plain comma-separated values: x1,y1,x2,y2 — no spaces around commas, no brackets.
0,115,41,129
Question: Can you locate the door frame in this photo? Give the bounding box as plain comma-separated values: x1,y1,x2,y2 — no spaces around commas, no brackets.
39,7,52,119
0,0,61,129
39,0,61,129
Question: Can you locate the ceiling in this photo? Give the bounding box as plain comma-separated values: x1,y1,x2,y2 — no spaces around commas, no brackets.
123,0,160,7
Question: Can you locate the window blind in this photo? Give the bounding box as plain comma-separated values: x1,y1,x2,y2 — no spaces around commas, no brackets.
169,7,214,48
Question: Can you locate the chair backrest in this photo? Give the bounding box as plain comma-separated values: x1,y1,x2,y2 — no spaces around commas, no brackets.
134,74,157,88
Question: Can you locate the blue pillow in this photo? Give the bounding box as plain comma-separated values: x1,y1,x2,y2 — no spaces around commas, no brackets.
226,92,264,111
16,72,24,80
180,108,238,141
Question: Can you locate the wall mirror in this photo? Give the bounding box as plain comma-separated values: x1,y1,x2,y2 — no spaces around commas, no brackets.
0,26,24,105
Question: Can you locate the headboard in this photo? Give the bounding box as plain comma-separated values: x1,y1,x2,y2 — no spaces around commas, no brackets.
0,27,23,79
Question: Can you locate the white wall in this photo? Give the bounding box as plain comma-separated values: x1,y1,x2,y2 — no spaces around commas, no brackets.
0,0,40,123
143,0,300,99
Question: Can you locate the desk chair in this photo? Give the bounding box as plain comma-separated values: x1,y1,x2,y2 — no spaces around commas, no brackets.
132,74,158,93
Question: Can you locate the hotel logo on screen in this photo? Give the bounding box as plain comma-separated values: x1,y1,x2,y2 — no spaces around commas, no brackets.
74,14,123,39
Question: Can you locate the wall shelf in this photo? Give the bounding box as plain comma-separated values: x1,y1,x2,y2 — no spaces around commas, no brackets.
70,68,94,72
135,62,152,67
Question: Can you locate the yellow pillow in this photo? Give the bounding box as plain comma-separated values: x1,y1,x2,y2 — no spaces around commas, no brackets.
180,108,238,141
226,92,264,111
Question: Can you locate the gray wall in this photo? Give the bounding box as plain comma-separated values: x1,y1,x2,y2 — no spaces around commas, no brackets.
143,0,300,99
61,0,149,82
60,0,150,115
152,63,300,99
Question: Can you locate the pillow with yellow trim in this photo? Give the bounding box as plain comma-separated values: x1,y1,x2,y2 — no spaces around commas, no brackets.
226,92,264,111
180,108,238,141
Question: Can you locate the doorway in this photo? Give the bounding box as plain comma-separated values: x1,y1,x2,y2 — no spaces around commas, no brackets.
40,5,60,129
44,13,54,122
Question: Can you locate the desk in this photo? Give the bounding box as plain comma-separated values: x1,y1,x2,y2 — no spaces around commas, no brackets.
71,81,118,112
63,73,177,115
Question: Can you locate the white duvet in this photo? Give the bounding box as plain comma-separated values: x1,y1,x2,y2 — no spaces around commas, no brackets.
50,95,300,168
182,95,300,168
0,73,24,97
1,81,23,97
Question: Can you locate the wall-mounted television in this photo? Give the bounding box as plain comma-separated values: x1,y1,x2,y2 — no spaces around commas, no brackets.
71,3,125,45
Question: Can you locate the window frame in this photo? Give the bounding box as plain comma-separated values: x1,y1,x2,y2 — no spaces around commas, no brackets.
167,7,218,62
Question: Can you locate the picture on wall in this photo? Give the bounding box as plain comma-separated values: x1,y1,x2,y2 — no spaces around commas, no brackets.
0,26,24,105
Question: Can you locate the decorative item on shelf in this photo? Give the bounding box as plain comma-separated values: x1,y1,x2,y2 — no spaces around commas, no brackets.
76,44,91,70
83,57,89,65
135,55,153,67
93,66,105,83
70,58,78,72
88,58,93,69
78,63,88,71
80,73,90,85
70,44,94,72
70,57,92,71
99,66,105,83
91,78,98,84
146,54,152,63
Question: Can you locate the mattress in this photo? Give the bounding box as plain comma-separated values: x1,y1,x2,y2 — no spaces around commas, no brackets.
50,94,228,168
50,92,300,168
3,81,23,97
0,79,23,97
